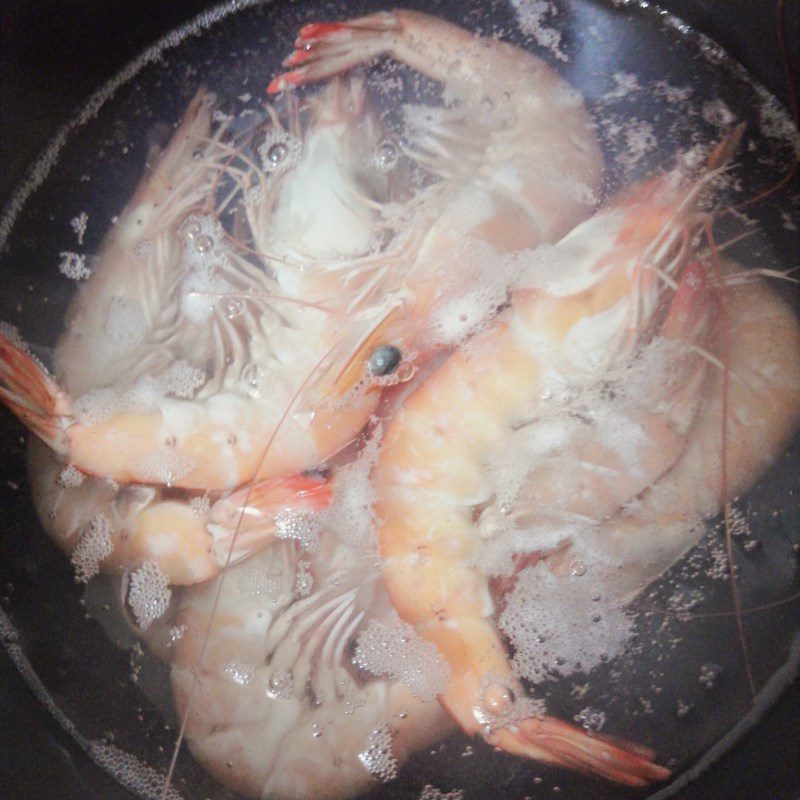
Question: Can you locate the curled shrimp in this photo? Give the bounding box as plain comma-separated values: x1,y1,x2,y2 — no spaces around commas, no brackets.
168,534,453,800
0,80,414,493
370,139,760,786
268,8,603,365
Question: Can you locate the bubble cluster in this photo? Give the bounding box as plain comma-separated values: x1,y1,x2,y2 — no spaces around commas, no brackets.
57,463,85,488
357,724,398,783
178,214,236,324
126,562,171,630
104,295,146,352
70,513,114,583
188,494,210,519
58,250,90,280
88,741,183,800
69,211,88,245
293,560,313,597
510,0,567,62
134,450,194,486
574,706,606,734
162,360,206,398
274,508,322,553
267,669,294,699
73,387,119,426
499,561,634,682
354,618,451,702
325,430,381,553
419,787,464,800
259,128,302,175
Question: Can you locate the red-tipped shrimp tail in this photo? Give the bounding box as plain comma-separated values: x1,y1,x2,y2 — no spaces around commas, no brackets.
0,329,71,453
267,12,400,93
210,471,333,532
207,471,333,568
488,717,671,788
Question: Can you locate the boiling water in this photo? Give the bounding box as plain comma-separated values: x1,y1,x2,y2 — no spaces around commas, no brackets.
0,2,799,800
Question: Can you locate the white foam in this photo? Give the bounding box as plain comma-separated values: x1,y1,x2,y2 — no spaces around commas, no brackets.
325,429,382,554
274,508,322,553
126,561,172,630
357,724,398,783
499,560,634,682
57,463,85,488
73,387,120,425
354,618,451,702
419,787,464,800
69,211,88,245
510,0,568,61
103,296,146,352
70,512,114,583
58,251,90,280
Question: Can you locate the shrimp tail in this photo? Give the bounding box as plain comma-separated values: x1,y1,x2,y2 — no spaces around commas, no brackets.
0,329,71,453
489,718,671,788
203,471,333,569
210,471,332,532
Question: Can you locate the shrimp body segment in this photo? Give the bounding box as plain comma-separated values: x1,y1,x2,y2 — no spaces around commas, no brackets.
372,160,732,785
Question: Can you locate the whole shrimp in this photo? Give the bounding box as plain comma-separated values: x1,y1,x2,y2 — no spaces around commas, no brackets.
0,78,411,494
0,77,426,585
268,8,603,358
369,140,762,785
168,533,453,800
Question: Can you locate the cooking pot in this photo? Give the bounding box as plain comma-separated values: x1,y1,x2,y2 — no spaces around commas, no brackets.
0,1,798,798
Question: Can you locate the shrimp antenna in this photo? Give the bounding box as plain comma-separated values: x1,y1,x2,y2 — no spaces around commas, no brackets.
705,217,758,701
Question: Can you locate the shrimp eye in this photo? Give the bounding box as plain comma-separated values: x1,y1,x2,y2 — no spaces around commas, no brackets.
367,344,402,376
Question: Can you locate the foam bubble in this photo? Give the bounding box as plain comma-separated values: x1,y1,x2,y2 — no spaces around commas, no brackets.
325,429,382,554
499,561,634,682
163,360,206,398
510,0,567,61
58,251,91,280
57,463,85,488
69,211,88,245
134,450,194,485
104,296,146,352
126,561,172,630
419,787,464,800
274,508,322,553
73,387,120,425
357,724,398,783
354,618,451,702
89,741,184,800
189,494,210,519
70,512,114,583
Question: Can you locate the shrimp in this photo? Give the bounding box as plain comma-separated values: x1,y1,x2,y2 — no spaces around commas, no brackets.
26,436,331,587
268,9,603,357
169,534,453,800
0,79,410,492
581,268,800,597
369,142,751,785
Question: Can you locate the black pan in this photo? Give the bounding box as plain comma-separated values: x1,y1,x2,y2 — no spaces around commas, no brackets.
0,1,798,799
